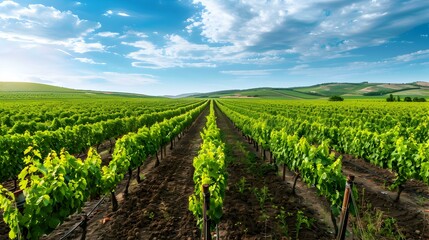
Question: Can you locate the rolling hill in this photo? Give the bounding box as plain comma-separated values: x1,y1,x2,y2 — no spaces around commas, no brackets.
0,82,151,99
0,82,76,92
191,88,320,99
1,81,429,99
190,81,429,99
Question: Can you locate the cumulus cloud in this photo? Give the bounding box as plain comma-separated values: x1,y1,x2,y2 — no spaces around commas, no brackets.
0,39,156,90
0,1,103,53
123,33,291,69
96,31,120,38
123,34,217,69
0,1,100,39
188,0,429,59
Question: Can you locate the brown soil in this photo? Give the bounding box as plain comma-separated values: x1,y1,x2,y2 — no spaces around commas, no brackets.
37,104,335,240
339,153,429,239
3,103,428,240
40,107,209,240
214,105,333,239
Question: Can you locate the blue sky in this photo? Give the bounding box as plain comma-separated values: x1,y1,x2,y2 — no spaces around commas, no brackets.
0,0,428,95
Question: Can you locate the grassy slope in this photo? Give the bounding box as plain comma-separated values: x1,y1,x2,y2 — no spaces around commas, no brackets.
293,83,378,96
191,82,429,99
2,81,428,100
293,82,428,97
0,82,75,92
194,88,320,99
393,88,429,96
0,82,152,99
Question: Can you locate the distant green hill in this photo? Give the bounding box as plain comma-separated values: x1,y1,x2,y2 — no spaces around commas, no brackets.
192,88,320,99
1,81,429,100
0,82,152,99
292,82,429,97
190,81,429,99
0,82,75,92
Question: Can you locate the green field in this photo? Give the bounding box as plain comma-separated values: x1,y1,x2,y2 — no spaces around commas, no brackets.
0,82,151,100
1,83,428,240
189,82,429,99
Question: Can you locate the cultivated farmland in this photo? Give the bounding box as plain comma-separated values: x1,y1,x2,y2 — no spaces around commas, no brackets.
1,95,428,240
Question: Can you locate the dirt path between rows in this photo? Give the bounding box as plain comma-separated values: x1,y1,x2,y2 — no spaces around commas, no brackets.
214,104,333,239
38,107,209,240
84,107,208,240
340,155,429,239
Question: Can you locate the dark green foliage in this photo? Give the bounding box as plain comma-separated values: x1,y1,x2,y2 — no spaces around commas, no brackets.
329,96,344,101
413,97,426,102
386,94,395,102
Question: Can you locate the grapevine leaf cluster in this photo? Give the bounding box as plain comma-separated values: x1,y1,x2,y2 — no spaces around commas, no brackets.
0,101,208,239
189,101,227,229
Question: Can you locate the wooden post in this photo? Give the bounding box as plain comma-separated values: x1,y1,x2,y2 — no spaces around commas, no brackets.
337,175,354,240
203,184,211,240
124,168,132,196
80,215,88,240
155,152,160,167
292,173,300,194
111,191,118,212
137,166,142,183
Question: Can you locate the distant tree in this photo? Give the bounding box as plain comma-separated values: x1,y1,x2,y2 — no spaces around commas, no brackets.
413,97,427,102
386,94,395,102
404,97,412,102
329,95,344,101
396,96,401,102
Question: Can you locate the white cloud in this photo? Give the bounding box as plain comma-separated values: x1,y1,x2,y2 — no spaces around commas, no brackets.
123,34,289,69
0,31,104,53
103,10,113,16
0,1,18,8
188,0,429,59
74,57,106,65
286,49,429,79
66,39,104,53
117,12,130,17
393,49,429,62
0,1,100,39
123,35,217,69
96,31,120,38
103,9,131,17
0,1,103,53
0,38,156,91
